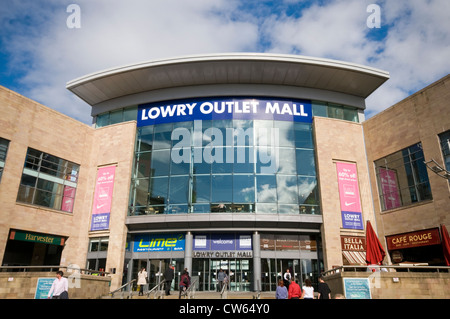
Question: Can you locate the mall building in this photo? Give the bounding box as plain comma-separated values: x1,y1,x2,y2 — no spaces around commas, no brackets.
0,53,448,293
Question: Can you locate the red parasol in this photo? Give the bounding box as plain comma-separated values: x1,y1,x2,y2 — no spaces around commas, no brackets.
365,220,386,265
441,224,450,266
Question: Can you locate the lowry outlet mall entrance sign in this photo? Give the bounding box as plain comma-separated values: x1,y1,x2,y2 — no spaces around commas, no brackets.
138,97,312,126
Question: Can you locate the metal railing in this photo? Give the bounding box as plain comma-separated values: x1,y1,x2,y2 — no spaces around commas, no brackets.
322,265,450,277
220,280,228,299
181,278,199,299
146,280,166,299
110,279,136,299
0,265,110,276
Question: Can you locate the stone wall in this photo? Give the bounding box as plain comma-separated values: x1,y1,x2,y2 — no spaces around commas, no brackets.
0,272,111,299
324,270,450,299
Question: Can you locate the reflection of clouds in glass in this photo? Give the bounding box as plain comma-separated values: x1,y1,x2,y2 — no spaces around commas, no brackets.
277,175,298,203
256,183,277,202
298,178,317,204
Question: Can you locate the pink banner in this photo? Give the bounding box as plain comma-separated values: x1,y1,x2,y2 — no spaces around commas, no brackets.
337,162,362,213
61,186,76,213
91,166,116,231
378,167,401,210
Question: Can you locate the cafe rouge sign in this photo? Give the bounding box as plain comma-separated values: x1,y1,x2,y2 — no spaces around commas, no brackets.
386,228,441,250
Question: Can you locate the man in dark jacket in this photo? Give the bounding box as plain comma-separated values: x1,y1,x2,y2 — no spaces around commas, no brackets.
164,265,174,296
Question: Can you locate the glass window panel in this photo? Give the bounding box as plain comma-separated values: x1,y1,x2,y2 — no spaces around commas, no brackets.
256,203,277,214
211,174,232,202
278,204,298,214
274,121,295,148
169,175,189,204
153,123,173,150
135,152,152,178
168,204,189,214
96,113,110,128
254,121,273,146
256,175,277,203
151,150,170,176
99,238,109,251
193,203,210,213
297,176,319,205
138,126,154,152
133,178,149,207
328,104,344,120
210,147,233,173
192,175,210,203
149,177,168,205
294,123,313,149
234,147,254,173
0,138,9,162
109,110,123,124
276,175,298,204
123,107,137,121
256,146,278,174
193,148,211,174
233,174,255,203
312,101,327,117
17,184,35,204
296,149,316,176
170,147,191,175
37,179,64,195
277,148,296,174
343,108,358,122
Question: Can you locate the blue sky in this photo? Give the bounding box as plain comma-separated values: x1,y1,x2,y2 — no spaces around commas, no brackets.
1,0,449,124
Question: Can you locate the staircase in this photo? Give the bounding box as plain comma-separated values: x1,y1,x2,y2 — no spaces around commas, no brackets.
105,290,275,299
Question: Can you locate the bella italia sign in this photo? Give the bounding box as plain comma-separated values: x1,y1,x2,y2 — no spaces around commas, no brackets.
138,97,312,126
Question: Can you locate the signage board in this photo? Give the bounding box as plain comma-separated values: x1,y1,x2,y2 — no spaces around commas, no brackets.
336,162,364,230
343,278,371,299
138,97,312,126
9,230,65,246
386,228,440,250
133,233,185,252
91,166,116,231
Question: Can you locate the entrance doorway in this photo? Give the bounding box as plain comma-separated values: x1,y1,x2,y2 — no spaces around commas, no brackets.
192,258,253,292
260,258,318,291
131,259,183,292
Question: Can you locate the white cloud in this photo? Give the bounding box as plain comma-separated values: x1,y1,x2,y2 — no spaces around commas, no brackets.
1,0,449,123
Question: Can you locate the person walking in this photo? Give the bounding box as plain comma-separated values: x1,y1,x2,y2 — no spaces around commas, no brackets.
164,265,174,296
137,267,148,296
217,268,226,292
179,270,190,299
301,278,314,299
283,269,292,290
47,270,69,299
317,276,331,299
288,277,302,299
275,279,288,299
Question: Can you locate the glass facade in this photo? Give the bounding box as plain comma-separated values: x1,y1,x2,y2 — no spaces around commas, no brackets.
16,148,80,213
439,130,450,172
128,119,320,216
374,143,432,211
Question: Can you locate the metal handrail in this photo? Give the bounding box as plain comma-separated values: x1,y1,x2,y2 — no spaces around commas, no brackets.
181,278,199,299
321,265,450,277
0,265,110,276
110,279,136,299
220,279,228,299
146,280,166,299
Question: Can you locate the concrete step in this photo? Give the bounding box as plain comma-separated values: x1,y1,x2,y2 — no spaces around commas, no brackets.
104,291,275,300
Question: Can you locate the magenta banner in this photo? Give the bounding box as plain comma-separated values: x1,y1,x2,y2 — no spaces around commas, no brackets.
337,162,363,230
90,166,116,231
378,167,401,210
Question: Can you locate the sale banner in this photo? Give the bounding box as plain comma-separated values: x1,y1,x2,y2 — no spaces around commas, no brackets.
337,162,363,230
90,166,116,231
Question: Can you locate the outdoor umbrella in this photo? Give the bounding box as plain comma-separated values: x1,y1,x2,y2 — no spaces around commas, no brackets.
441,224,450,266
365,220,386,265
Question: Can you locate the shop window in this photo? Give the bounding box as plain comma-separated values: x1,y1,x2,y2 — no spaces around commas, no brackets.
16,148,79,213
375,142,432,211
